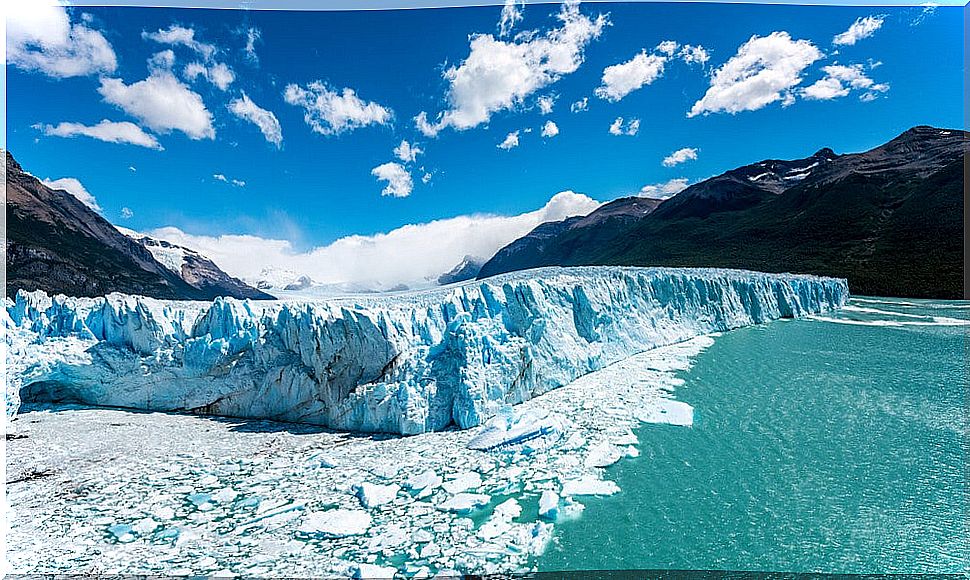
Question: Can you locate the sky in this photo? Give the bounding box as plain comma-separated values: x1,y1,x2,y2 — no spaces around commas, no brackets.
5,0,964,288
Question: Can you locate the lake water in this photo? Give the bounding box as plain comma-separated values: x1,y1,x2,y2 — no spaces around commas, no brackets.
539,297,968,574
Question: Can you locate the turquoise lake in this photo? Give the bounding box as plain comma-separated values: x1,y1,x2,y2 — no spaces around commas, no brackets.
539,297,968,574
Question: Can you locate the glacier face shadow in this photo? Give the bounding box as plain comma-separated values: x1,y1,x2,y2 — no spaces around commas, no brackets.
7,266,848,434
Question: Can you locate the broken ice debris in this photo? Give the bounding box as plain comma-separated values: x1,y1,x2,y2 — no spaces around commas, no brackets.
538,490,560,520
298,509,372,537
436,493,490,513
355,482,401,509
466,409,565,452
560,476,620,497
353,563,397,579
441,471,482,495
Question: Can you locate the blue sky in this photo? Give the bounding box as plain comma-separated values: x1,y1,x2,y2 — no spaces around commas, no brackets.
6,1,964,287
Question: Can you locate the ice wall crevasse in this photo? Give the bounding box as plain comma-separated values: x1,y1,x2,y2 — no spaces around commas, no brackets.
6,267,848,434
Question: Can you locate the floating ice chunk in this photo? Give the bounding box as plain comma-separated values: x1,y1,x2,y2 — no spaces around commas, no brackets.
187,493,214,511
560,497,585,520
538,490,559,520
152,506,175,520
108,523,134,543
560,476,620,497
132,517,159,535
467,409,565,452
441,471,482,495
211,487,239,504
353,563,397,579
494,498,522,519
610,431,639,446
637,398,694,426
406,470,441,493
625,446,640,458
355,482,401,509
585,442,624,468
369,464,400,479
411,529,433,543
298,509,372,537
437,493,490,513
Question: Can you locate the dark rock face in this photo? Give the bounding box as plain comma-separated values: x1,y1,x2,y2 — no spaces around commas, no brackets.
477,196,663,279
437,255,486,285
478,126,967,299
5,151,273,300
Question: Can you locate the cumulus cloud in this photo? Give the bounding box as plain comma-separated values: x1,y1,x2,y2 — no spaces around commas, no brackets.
662,147,698,167
537,95,558,115
244,27,261,62
415,2,608,137
833,15,885,46
35,119,163,150
394,140,423,163
371,162,413,197
121,207,134,219
801,63,889,101
570,97,589,112
42,177,101,211
98,70,215,139
7,3,117,78
143,25,216,59
595,50,667,102
498,0,525,37
497,131,521,150
146,190,602,288
679,44,710,65
541,120,560,138
608,117,640,136
213,173,246,187
284,82,392,136
185,61,235,90
688,32,822,117
639,178,690,200
228,92,283,147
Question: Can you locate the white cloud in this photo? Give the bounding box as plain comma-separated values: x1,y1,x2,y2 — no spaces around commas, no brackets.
498,0,525,37
98,70,215,139
415,2,608,136
688,32,822,117
244,27,261,62
662,147,698,167
656,40,679,56
42,177,102,212
184,61,235,90
608,117,640,136
639,178,690,200
228,93,283,147
143,25,216,59
213,173,245,187
537,94,557,115
570,97,589,112
394,140,423,163
35,119,163,150
679,44,710,65
595,50,667,102
129,166,137,172
284,82,393,136
541,120,559,138
497,131,521,150
833,15,885,46
7,3,117,78
801,64,889,101
422,172,433,184
121,207,134,219
371,162,413,197
146,190,602,288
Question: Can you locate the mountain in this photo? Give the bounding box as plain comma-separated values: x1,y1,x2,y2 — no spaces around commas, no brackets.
119,229,273,300
249,267,315,292
5,151,272,300
478,126,966,299
438,255,486,285
477,195,664,279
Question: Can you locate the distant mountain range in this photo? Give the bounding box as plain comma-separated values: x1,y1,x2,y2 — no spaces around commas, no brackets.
480,126,966,299
5,151,272,300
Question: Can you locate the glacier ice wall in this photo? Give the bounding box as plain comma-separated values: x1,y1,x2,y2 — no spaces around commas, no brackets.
5,267,848,434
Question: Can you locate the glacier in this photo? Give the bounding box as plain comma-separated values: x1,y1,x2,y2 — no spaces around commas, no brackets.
5,266,847,434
